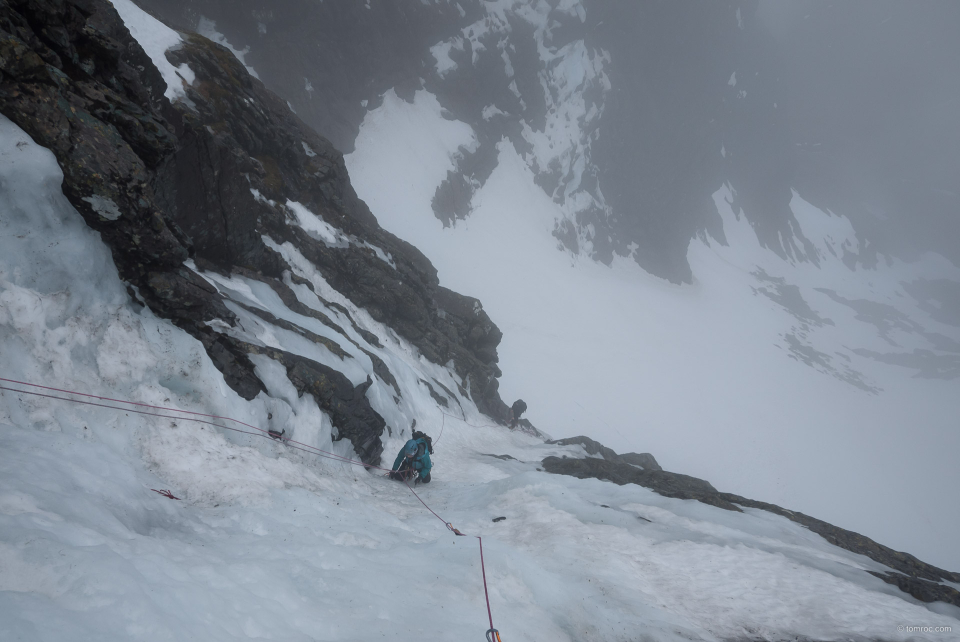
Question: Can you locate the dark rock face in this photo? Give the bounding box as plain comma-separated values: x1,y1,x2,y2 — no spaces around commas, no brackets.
542,456,737,512
256,347,386,464
618,452,663,472
547,435,661,471
0,0,512,463
542,443,960,608
0,0,185,272
868,570,960,608
548,435,620,463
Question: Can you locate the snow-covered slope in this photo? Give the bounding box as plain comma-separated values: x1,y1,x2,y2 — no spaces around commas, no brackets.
3,114,960,640
344,88,960,573
2,0,959,638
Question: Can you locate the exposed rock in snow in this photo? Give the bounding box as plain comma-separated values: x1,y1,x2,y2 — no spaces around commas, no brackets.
544,454,727,505
544,443,960,609
0,0,515,464
546,431,960,610
548,435,663,471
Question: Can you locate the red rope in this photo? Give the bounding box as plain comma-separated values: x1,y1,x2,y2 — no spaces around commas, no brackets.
1,376,501,637
404,478,498,634
0,383,390,472
0,377,377,469
403,477,448,526
478,536,495,631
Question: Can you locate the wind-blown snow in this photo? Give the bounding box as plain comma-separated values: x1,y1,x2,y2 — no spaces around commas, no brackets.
345,89,960,572
109,0,195,101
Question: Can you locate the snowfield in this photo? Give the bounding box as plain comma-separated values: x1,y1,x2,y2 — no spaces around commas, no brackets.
2,108,959,640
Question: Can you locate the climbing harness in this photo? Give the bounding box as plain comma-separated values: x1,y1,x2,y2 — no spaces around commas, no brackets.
0,376,503,639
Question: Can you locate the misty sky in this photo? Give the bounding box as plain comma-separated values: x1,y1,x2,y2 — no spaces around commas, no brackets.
754,0,960,264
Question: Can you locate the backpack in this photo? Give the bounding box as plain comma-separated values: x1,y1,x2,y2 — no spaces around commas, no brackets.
412,430,434,455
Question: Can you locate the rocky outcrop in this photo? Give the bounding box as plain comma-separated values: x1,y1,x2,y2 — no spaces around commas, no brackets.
619,452,662,471
0,0,512,463
547,435,662,470
867,570,960,608
543,440,960,608
542,456,738,512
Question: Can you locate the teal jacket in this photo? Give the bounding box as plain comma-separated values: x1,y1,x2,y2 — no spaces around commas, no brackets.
392,438,432,480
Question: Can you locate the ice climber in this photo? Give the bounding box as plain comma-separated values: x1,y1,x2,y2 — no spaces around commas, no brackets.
390,433,432,484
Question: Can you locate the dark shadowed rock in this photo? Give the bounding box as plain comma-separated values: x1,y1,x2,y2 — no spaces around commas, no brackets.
547,435,661,471
542,456,738,512
196,330,266,400
547,435,620,462
868,571,960,607
204,333,386,465
0,0,515,464
619,452,662,471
